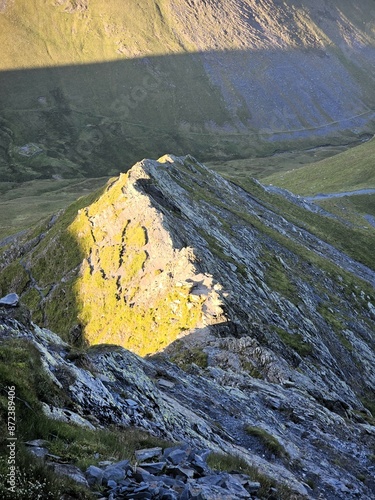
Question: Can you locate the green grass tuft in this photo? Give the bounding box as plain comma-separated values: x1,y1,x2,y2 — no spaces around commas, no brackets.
244,425,287,458
273,326,314,357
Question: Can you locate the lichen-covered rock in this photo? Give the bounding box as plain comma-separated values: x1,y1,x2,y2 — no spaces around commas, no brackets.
1,155,375,499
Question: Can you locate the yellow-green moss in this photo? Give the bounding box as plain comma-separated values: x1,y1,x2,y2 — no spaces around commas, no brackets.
69,182,205,355
75,264,204,355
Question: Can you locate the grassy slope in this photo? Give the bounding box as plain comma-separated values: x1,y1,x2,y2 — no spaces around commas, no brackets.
0,177,108,240
0,0,182,69
207,143,361,181
223,176,375,272
317,194,375,230
263,137,375,196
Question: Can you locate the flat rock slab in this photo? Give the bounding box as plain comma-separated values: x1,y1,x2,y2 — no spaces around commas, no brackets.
27,446,49,459
0,293,19,307
49,463,89,487
136,462,166,475
85,465,104,486
25,439,49,447
135,447,162,462
103,465,126,483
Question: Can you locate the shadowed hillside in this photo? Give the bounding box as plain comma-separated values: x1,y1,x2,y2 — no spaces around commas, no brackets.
1,0,375,185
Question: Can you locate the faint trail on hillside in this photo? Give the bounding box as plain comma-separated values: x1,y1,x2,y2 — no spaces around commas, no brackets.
305,189,375,201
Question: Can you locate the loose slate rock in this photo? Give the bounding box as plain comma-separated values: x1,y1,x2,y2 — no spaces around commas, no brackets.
165,448,188,466
0,293,19,307
81,446,262,499
181,482,242,499
27,446,49,459
86,465,104,486
135,447,162,462
103,465,126,484
25,439,49,447
49,463,89,487
137,461,166,475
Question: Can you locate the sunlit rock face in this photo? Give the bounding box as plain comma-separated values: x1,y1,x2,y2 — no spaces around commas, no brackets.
68,159,225,355
3,153,375,360
1,154,375,497
1,0,375,181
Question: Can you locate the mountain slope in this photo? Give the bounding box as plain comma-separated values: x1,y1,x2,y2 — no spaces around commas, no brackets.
1,155,375,498
263,136,375,196
2,154,375,345
1,0,375,185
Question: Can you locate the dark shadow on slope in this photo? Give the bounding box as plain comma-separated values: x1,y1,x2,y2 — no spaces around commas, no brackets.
1,46,375,184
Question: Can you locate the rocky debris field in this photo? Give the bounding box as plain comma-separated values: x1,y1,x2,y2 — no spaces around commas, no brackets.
26,439,263,500
1,299,375,499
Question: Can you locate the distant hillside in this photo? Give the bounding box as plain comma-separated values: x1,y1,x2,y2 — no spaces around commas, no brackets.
263,137,375,195
1,0,375,183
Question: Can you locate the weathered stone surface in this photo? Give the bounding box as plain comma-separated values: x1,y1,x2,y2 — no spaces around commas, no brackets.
49,463,89,487
27,446,49,459
25,439,49,447
163,445,191,465
135,447,162,462
1,155,375,499
197,473,252,498
85,465,104,487
0,293,19,307
103,465,126,484
41,403,96,429
75,445,265,499
137,462,166,475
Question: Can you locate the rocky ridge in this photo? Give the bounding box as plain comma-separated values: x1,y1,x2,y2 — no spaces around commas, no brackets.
1,304,374,499
1,155,375,498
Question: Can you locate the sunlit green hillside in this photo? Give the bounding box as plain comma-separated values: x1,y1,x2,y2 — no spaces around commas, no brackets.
1,0,375,240
1,0,374,184
263,137,375,196
0,0,183,69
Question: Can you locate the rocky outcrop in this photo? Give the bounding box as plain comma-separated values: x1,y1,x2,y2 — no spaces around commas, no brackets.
0,298,374,499
1,154,375,498
0,293,19,307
